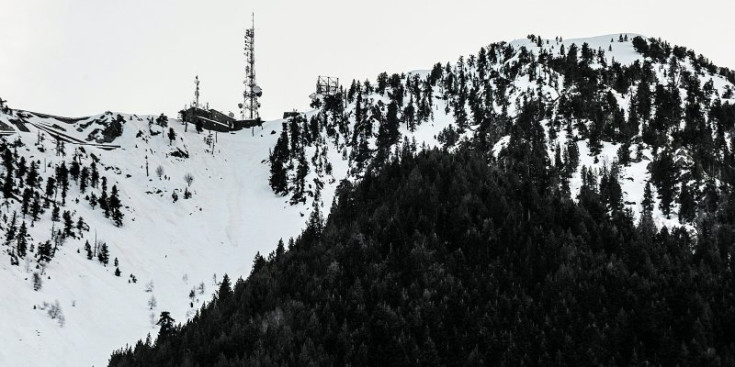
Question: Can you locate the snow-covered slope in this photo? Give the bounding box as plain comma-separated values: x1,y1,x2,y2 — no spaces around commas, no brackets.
0,110,316,367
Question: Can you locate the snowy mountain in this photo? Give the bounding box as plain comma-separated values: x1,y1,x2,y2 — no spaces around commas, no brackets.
273,33,735,231
2,33,735,366
107,33,735,366
0,109,316,366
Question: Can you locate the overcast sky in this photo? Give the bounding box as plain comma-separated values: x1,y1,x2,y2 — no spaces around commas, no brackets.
0,0,731,120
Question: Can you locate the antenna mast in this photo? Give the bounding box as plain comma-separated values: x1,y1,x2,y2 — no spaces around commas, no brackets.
242,13,262,120
194,75,200,109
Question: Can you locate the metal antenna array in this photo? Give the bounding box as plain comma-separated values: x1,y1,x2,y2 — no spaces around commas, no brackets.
316,76,340,96
241,13,262,120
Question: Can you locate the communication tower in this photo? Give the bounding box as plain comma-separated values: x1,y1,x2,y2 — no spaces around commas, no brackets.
241,13,262,120
316,76,340,96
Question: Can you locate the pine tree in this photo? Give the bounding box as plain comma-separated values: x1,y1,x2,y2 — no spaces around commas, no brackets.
566,140,580,176
217,274,232,301
156,113,169,127
98,242,110,266
250,253,266,277
276,238,285,258
90,162,99,188
617,141,631,166
642,181,654,214
89,192,98,209
650,149,678,218
289,114,302,154
288,237,296,250
85,241,93,260
51,205,60,222
626,101,640,139
701,178,719,213
99,189,110,217
377,101,399,150
37,241,53,263
17,156,27,187
1,148,13,198
26,161,39,188
44,176,55,207
16,221,28,258
79,167,89,193
168,128,176,145
62,211,74,238
156,312,176,340
109,185,124,226
636,80,652,121
404,96,416,131
600,167,624,213
3,169,13,198
269,123,290,195
69,160,80,182
4,211,17,247
31,192,42,222
21,187,32,217
291,151,309,204
1,148,13,174
679,181,696,223
56,162,69,205
75,217,84,233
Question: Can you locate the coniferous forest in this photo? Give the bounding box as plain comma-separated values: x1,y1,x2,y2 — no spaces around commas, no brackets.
105,35,735,366
6,31,735,367
267,35,735,231
109,144,735,366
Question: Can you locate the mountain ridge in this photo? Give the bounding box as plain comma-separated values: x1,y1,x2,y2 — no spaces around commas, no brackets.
2,32,735,366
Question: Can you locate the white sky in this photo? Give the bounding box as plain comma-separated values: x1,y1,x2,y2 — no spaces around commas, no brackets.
0,0,732,120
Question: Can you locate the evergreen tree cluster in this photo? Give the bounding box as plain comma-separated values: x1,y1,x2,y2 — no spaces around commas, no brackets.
0,138,123,269
270,35,735,227
110,147,735,367
269,112,335,204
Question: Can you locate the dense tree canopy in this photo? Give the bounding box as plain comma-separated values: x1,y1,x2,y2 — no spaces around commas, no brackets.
109,147,735,367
